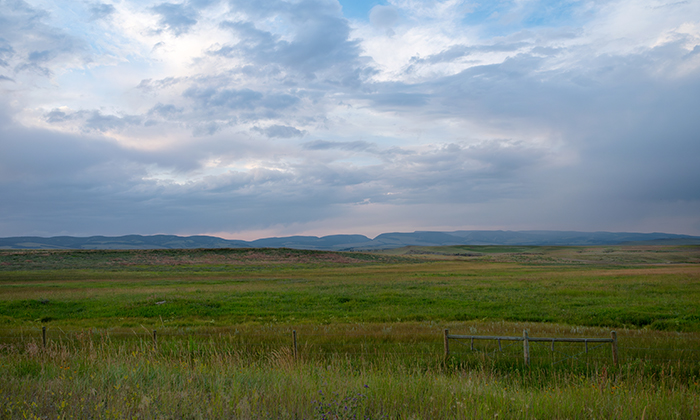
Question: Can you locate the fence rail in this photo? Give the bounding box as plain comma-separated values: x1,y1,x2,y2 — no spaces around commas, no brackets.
444,329,618,365
7,327,700,367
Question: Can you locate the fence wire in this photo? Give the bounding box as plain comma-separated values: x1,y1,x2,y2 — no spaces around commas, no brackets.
2,328,700,365
448,337,617,366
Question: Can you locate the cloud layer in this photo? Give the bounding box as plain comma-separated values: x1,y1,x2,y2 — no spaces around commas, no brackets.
1,0,699,238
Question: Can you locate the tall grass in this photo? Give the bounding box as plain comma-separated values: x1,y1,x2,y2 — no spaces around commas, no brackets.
2,259,699,331
1,323,699,419
2,247,699,417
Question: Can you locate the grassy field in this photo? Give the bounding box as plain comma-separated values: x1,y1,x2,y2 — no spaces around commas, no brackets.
1,246,699,330
1,245,699,418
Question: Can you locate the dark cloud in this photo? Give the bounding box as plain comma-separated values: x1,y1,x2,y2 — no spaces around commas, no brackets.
285,38,700,218
151,2,199,36
148,103,183,118
260,93,300,110
216,21,278,56
218,0,366,80
361,141,549,204
183,86,263,109
407,42,530,68
0,40,14,67
181,84,300,120
0,113,140,189
0,1,87,77
366,92,429,107
45,109,75,123
85,111,142,132
88,3,116,21
27,49,54,63
303,140,373,151
136,76,184,92
0,109,337,236
411,42,700,208
4,95,534,236
1,0,699,237
253,124,305,138
180,0,373,132
192,121,221,136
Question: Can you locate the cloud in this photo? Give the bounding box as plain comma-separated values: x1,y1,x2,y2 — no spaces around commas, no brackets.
148,103,183,118
369,5,399,35
253,124,305,138
302,140,374,151
0,41,15,67
0,1,87,77
151,2,199,36
179,81,302,126
218,0,366,80
136,77,184,92
1,0,700,238
183,86,263,109
88,3,116,21
370,5,399,28
86,112,142,132
366,91,429,107
45,108,78,123
0,106,338,235
260,93,300,110
407,42,531,67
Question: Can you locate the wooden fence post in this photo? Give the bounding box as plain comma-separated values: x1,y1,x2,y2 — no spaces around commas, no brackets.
523,330,530,366
292,330,298,360
42,326,46,348
153,330,157,351
444,329,449,359
611,331,618,365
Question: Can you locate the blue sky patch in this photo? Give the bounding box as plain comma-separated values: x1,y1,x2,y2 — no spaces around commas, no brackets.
338,0,389,20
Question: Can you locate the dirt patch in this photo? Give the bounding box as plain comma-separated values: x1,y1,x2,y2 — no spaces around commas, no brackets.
0,248,382,270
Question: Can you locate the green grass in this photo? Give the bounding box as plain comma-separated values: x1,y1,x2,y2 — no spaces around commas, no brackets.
1,322,699,419
1,247,699,330
1,246,699,418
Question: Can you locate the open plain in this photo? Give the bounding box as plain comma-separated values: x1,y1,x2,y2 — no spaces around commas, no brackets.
1,245,699,418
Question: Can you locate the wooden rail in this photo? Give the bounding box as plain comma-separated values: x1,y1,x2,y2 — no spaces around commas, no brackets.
32,327,618,366
444,329,618,365
293,330,298,360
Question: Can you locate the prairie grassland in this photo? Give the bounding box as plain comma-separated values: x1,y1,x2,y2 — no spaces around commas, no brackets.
1,247,699,330
1,322,699,419
1,246,699,418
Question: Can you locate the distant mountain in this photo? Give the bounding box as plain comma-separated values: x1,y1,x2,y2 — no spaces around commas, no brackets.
446,230,700,246
248,234,371,249
0,235,248,250
1,231,699,251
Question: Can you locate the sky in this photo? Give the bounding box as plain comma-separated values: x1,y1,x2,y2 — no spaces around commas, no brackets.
1,0,699,240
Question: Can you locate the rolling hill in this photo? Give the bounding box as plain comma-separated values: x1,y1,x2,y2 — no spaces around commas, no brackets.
2,230,699,251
